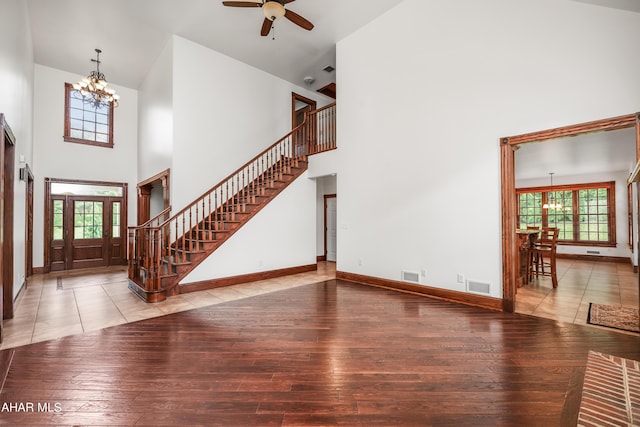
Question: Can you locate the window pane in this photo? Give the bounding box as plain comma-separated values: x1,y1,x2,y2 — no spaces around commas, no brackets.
518,183,613,245
65,83,113,145
53,200,64,240
51,182,123,197
112,202,121,238
73,201,103,239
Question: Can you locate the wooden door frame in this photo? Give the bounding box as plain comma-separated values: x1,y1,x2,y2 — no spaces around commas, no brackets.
323,194,336,261
44,178,128,273
292,92,316,129
0,114,15,327
500,113,640,313
136,168,170,225
22,164,34,280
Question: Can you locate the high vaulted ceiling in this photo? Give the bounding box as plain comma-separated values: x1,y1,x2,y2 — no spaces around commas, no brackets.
26,0,406,92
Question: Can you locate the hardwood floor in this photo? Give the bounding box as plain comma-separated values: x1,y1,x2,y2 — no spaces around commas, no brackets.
1,273,639,425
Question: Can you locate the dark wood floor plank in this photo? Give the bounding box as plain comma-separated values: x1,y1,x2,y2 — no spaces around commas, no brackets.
0,279,638,426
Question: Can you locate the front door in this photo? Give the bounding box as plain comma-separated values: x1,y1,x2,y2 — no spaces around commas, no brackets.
51,195,124,271
47,179,127,272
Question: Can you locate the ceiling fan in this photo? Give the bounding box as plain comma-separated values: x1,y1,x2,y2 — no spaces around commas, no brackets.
222,0,314,36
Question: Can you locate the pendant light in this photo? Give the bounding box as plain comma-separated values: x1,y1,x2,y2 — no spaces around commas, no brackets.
542,173,562,210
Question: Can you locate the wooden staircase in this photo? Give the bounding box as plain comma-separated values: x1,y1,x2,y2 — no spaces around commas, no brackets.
128,103,336,302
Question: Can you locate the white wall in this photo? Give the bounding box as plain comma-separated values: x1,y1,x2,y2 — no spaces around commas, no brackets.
171,36,332,211
0,0,34,299
181,172,316,283
32,65,138,267
516,170,632,259
138,38,173,183
336,0,640,298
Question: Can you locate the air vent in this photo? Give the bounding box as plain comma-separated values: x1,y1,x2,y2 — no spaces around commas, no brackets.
401,270,420,284
467,280,491,296
586,250,600,255
323,65,335,73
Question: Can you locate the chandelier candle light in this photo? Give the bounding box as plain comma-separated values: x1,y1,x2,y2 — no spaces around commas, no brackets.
73,48,120,108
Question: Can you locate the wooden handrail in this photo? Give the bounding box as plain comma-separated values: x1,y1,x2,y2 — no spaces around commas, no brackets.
160,122,308,228
140,206,172,228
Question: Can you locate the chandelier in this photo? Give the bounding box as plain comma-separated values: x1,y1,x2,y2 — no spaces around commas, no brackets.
72,49,120,108
542,172,562,210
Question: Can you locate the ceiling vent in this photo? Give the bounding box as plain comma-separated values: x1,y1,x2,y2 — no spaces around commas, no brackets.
323,65,335,73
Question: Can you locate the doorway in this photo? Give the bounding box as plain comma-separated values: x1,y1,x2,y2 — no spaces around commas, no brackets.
292,92,316,129
500,113,640,313
136,169,170,225
1,114,15,329
44,179,128,272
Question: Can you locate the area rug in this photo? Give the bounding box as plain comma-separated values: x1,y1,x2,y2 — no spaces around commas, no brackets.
578,351,640,426
587,303,639,333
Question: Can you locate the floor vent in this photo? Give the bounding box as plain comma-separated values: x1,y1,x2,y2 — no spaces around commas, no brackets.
401,270,420,284
467,280,491,296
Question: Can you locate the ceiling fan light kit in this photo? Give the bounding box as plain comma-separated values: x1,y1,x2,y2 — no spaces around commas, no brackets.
262,1,285,21
222,0,314,36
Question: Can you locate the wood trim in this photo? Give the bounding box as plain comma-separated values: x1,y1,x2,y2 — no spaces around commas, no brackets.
136,168,170,225
2,116,15,321
178,264,318,295
504,113,637,146
32,267,45,275
336,271,503,312
501,139,517,313
316,255,327,262
291,92,316,129
555,253,631,264
501,112,640,314
63,82,114,148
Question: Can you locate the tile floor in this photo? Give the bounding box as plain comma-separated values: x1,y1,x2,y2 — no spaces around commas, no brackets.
2,258,638,350
1,262,337,350
515,258,639,335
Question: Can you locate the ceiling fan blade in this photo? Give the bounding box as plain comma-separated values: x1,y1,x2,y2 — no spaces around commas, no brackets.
284,9,314,31
222,1,261,7
283,0,296,3
261,17,272,36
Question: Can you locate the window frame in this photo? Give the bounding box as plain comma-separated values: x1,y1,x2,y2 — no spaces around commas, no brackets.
63,82,114,148
516,181,616,247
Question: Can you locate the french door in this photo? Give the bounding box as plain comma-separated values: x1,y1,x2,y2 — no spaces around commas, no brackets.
50,195,124,271
46,179,127,272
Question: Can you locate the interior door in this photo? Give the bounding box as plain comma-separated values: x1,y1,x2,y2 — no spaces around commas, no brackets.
325,195,337,262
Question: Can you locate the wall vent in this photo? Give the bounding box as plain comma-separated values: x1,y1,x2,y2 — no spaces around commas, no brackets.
401,270,420,284
586,250,600,255
467,280,491,296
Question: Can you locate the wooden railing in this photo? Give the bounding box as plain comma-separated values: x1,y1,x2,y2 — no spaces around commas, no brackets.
128,103,336,295
307,103,336,154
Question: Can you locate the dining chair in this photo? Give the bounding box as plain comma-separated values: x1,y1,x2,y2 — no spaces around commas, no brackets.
529,227,559,288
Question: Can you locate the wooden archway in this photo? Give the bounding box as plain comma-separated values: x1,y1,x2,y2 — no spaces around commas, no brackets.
500,113,640,312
